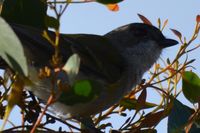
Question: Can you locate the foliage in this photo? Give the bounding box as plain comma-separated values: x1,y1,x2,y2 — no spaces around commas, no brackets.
0,0,200,133
0,17,28,76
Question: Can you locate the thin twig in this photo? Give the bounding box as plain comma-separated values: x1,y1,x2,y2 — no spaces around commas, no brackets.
30,94,54,133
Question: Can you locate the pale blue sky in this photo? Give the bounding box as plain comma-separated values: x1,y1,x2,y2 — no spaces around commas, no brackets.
1,0,200,132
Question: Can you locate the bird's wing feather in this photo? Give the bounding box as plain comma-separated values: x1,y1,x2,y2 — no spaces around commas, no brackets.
4,24,125,83
61,34,125,83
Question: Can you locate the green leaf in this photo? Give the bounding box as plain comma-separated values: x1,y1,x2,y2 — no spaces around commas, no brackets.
119,98,157,110
63,54,80,85
182,71,200,103
74,80,92,97
1,0,47,29
45,15,60,29
96,0,123,4
0,17,28,76
58,80,101,105
168,99,200,133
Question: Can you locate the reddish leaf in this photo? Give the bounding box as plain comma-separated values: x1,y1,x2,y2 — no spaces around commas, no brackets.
106,4,119,12
196,15,200,23
138,14,152,25
140,110,165,128
170,29,182,40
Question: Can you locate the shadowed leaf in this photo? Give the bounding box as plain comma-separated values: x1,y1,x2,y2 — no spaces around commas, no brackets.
168,99,200,133
45,15,60,29
140,110,165,128
137,88,147,110
1,0,47,29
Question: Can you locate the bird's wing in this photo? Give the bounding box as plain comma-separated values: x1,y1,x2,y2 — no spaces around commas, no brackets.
9,23,58,67
4,24,125,84
61,34,125,83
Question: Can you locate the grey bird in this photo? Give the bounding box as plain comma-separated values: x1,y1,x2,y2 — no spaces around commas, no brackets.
1,23,178,119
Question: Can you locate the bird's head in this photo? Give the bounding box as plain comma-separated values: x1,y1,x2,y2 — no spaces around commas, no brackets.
105,23,178,49
104,23,178,72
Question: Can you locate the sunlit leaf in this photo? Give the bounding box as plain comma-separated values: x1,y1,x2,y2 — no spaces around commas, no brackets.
138,14,152,25
106,4,119,12
161,19,168,31
182,71,200,103
0,17,28,76
63,54,80,84
1,76,24,130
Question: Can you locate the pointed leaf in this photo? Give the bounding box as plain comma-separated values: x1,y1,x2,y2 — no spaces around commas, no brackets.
119,98,157,110
138,14,152,25
137,88,147,110
161,19,168,31
140,110,165,128
182,71,200,103
1,76,24,130
0,17,28,76
157,18,161,29
170,29,182,40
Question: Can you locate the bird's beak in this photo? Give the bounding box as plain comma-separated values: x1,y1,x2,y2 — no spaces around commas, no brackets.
161,38,178,48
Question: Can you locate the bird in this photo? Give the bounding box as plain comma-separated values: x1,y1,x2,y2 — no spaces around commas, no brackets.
0,22,178,119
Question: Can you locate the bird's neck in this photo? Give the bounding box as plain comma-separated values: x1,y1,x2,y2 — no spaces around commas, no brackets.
111,39,162,89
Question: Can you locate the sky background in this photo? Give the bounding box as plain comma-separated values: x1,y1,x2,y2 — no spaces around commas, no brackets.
1,0,200,132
